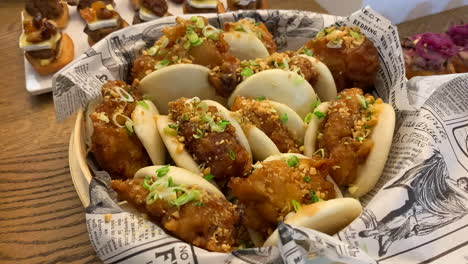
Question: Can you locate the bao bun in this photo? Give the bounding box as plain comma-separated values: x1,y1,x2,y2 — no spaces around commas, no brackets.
223,31,269,60
156,99,252,174
139,64,226,114
227,69,319,118
304,102,396,198
135,165,224,198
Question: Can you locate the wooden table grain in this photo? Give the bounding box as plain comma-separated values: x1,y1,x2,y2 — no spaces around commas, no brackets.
0,0,466,263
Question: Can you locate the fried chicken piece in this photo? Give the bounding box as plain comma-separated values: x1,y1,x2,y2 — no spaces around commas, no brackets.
231,96,300,153
168,98,252,187
229,157,336,238
90,80,151,179
305,26,379,92
112,178,241,252
131,16,233,81
317,88,382,186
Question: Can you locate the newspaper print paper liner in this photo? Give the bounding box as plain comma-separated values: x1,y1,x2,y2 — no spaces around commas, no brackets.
55,7,468,264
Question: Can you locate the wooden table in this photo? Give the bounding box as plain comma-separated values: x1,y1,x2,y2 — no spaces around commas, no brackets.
0,1,466,263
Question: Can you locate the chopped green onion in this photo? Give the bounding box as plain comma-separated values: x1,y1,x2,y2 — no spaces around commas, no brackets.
190,16,198,22
183,40,191,50
346,96,352,100
287,155,299,167
357,95,368,109
155,59,170,70
293,75,305,85
255,22,260,26
313,148,325,158
194,201,206,206
280,113,288,124
182,114,189,121
204,173,215,181
125,120,134,135
313,110,325,119
142,176,153,190
207,33,218,40
240,67,254,77
291,199,301,212
309,191,320,203
137,100,149,110
196,17,205,28
304,112,313,124
168,123,179,131
350,30,361,40
163,127,178,136
303,176,311,183
211,120,230,132
147,46,159,56
191,38,204,47
356,136,364,141
171,190,200,207
187,31,199,43
302,47,313,56
235,25,245,32
249,60,259,66
311,98,321,110
336,95,342,99
167,176,174,187
256,96,266,101
201,114,213,123
228,149,236,160
156,165,170,177
193,128,204,139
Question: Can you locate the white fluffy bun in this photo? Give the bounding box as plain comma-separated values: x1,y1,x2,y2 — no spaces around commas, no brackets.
298,55,337,101
131,100,166,165
263,198,362,247
134,165,224,198
304,102,396,198
227,69,319,118
223,31,270,60
139,64,226,114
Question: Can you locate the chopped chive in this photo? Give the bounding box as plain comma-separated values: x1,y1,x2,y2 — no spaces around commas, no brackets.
163,127,178,136
350,30,361,39
336,95,342,99
201,114,213,123
240,67,254,77
171,190,200,207
255,22,260,26
303,176,311,183
190,16,198,22
280,113,288,124
156,165,170,177
147,46,159,56
313,110,325,119
256,96,266,101
228,149,236,160
291,199,301,212
182,114,189,121
196,17,205,28
311,98,321,110
194,201,206,206
302,47,313,56
168,123,178,131
309,191,320,203
304,112,313,124
235,25,245,32
346,96,352,100
137,100,149,110
125,120,134,135
142,176,153,190
356,136,364,141
204,173,215,181
191,38,203,47
287,155,299,167
211,120,230,132
167,176,174,187
193,128,204,139
313,148,325,158
357,95,368,109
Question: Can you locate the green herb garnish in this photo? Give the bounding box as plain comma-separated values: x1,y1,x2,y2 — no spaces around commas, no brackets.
280,113,288,124
302,47,313,56
204,173,215,181
171,190,200,207
311,98,321,110
313,110,325,119
303,176,311,183
228,149,236,160
142,176,153,190
193,128,204,139
291,199,301,212
304,112,313,124
125,120,134,135
256,96,266,101
240,67,254,77
156,165,170,178
287,155,299,167
137,100,149,110
211,120,230,132
309,191,320,203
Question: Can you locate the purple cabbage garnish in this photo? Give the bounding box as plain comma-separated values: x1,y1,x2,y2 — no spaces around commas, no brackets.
447,24,468,48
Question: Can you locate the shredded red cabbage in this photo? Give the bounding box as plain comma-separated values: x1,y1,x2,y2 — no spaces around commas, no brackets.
447,24,468,48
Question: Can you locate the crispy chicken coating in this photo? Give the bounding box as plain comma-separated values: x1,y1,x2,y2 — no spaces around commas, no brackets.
167,98,252,187
229,157,336,238
304,26,379,92
112,178,241,252
231,96,300,153
90,80,151,179
317,88,382,186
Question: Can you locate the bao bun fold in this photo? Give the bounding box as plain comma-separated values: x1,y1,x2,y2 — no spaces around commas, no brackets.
139,64,226,114
156,99,252,175
263,197,362,247
223,31,269,60
227,69,319,118
304,100,395,198
134,165,224,198
132,100,166,165
298,55,337,101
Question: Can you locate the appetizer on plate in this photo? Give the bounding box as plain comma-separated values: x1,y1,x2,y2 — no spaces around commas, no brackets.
79,0,129,45
304,88,395,198
304,26,379,92
24,0,69,29
447,24,468,73
19,16,74,75
227,0,266,10
183,0,225,14
130,0,170,24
